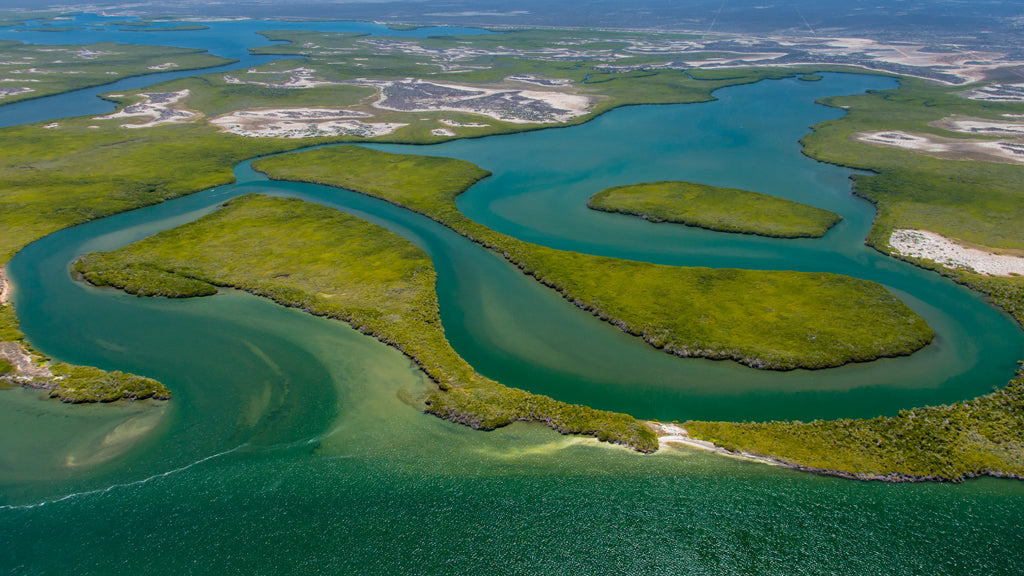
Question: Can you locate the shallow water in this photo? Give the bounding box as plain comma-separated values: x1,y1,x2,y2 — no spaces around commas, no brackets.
1,29,1023,574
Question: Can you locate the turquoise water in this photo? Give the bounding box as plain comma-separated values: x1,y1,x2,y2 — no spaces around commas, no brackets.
1,63,1023,573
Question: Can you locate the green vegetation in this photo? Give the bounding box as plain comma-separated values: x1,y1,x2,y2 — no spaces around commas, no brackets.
0,293,169,402
254,145,933,370
677,75,1024,481
801,76,1024,252
799,73,823,82
46,363,169,403
77,262,218,297
0,41,231,106
686,368,1024,481
587,180,841,238
77,194,657,451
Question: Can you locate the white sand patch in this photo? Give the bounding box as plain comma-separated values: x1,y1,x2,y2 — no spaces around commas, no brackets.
0,78,40,82
856,130,1024,164
94,89,197,128
223,67,342,89
431,128,456,136
890,229,1024,276
440,118,489,128
0,86,33,98
210,108,403,139
75,49,115,60
963,84,1024,102
858,131,950,152
147,62,179,70
647,422,720,451
43,123,60,129
0,267,10,306
938,118,1024,136
356,78,591,124
506,74,571,87
9,68,85,75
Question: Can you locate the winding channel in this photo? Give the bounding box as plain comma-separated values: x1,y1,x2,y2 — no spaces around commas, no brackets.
2,30,1024,574
8,73,1024,428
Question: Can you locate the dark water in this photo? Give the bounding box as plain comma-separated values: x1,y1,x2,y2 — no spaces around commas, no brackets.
0,28,1022,574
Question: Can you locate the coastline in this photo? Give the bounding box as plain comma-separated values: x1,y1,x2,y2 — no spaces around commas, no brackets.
648,421,1024,483
0,265,10,305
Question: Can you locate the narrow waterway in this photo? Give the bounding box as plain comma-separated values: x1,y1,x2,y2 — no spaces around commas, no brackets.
1,25,1023,574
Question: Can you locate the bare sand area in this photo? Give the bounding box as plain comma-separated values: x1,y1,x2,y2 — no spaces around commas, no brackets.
890,229,1024,276
430,128,456,136
856,130,1024,164
783,37,1010,84
439,118,489,128
209,108,405,138
933,117,1024,136
223,67,342,89
963,84,1024,102
506,74,572,87
0,86,33,99
355,78,591,124
147,62,179,71
94,89,197,128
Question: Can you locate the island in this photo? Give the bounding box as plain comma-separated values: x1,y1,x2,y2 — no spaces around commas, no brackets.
587,180,842,238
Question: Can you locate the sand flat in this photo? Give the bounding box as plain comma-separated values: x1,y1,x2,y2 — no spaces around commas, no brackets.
890,229,1024,276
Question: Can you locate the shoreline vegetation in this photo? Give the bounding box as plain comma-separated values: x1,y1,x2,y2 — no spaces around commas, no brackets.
252,146,933,371
0,41,233,108
250,145,1024,481
76,194,659,451
0,17,1019,480
680,75,1024,481
681,367,1024,482
0,270,170,403
587,180,842,238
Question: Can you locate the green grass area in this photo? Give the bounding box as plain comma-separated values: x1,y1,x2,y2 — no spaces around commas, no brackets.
675,76,1024,481
76,194,657,451
46,363,169,403
253,145,933,370
686,368,1024,481
0,119,322,265
801,76,1024,252
0,41,232,107
587,180,842,238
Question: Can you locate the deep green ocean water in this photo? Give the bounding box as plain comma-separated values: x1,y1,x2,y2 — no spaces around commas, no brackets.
2,60,1023,574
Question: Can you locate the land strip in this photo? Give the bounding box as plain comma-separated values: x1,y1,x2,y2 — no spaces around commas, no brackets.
252,145,932,371
76,194,658,451
587,180,841,238
0,40,231,106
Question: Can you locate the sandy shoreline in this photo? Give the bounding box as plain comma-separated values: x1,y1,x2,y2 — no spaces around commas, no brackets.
0,266,10,306
889,229,1024,276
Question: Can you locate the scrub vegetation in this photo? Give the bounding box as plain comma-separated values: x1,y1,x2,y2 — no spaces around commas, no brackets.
801,76,1024,252
254,145,933,370
587,180,841,238
0,296,170,403
1,20,1021,479
678,75,1024,481
0,41,231,106
686,368,1024,482
76,194,658,451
